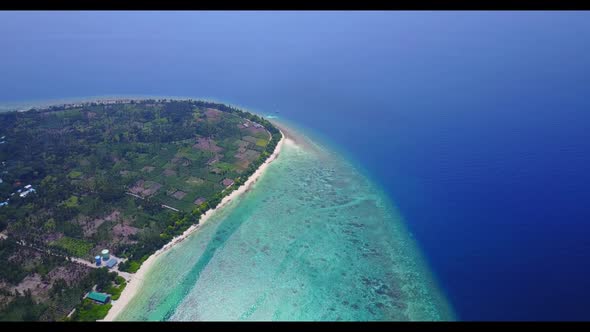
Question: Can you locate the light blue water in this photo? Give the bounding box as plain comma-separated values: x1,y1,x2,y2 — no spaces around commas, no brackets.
115,124,454,321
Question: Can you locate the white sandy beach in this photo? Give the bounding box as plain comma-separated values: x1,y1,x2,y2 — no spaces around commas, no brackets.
102,130,284,321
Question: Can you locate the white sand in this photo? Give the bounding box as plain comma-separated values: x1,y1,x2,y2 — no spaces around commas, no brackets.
102,130,284,321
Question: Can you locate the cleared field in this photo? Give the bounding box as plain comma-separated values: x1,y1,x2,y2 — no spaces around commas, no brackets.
117,113,270,213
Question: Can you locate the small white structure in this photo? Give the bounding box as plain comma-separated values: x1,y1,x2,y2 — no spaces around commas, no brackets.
19,188,36,198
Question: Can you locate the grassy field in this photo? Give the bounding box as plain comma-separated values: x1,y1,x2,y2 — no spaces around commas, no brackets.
50,237,94,257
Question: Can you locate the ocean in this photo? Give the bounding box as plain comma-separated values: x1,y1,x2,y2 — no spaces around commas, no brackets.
1,11,590,320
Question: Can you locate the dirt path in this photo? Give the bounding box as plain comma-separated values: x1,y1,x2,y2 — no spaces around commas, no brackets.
4,234,132,281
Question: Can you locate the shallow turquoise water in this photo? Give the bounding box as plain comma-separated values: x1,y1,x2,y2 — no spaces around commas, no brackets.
115,124,454,321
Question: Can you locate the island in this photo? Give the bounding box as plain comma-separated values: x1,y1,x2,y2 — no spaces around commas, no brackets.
0,99,282,321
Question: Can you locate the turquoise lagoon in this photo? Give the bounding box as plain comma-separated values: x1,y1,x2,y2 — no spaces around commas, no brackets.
115,122,454,321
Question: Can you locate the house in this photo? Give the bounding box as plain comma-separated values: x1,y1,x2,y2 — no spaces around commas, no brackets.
0,201,8,207
24,184,32,189
87,292,111,304
19,188,36,198
105,258,118,269
243,123,249,128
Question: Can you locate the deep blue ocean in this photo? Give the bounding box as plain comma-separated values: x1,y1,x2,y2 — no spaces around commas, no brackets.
2,11,590,320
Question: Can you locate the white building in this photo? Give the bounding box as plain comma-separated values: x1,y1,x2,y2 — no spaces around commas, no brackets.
19,188,36,198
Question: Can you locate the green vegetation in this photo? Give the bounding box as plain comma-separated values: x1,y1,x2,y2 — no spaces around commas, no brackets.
67,171,83,179
69,299,112,321
65,268,119,321
104,277,126,301
0,290,47,321
118,257,143,273
0,98,282,320
61,196,79,208
0,254,119,321
255,138,268,147
50,236,93,258
0,240,30,284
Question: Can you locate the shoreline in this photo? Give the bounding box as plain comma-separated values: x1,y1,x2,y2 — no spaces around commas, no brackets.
0,96,230,113
102,129,285,321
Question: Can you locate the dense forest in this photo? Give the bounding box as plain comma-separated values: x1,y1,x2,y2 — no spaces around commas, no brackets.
0,99,282,320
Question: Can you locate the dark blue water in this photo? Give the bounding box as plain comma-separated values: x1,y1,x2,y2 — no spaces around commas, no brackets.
2,11,590,320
